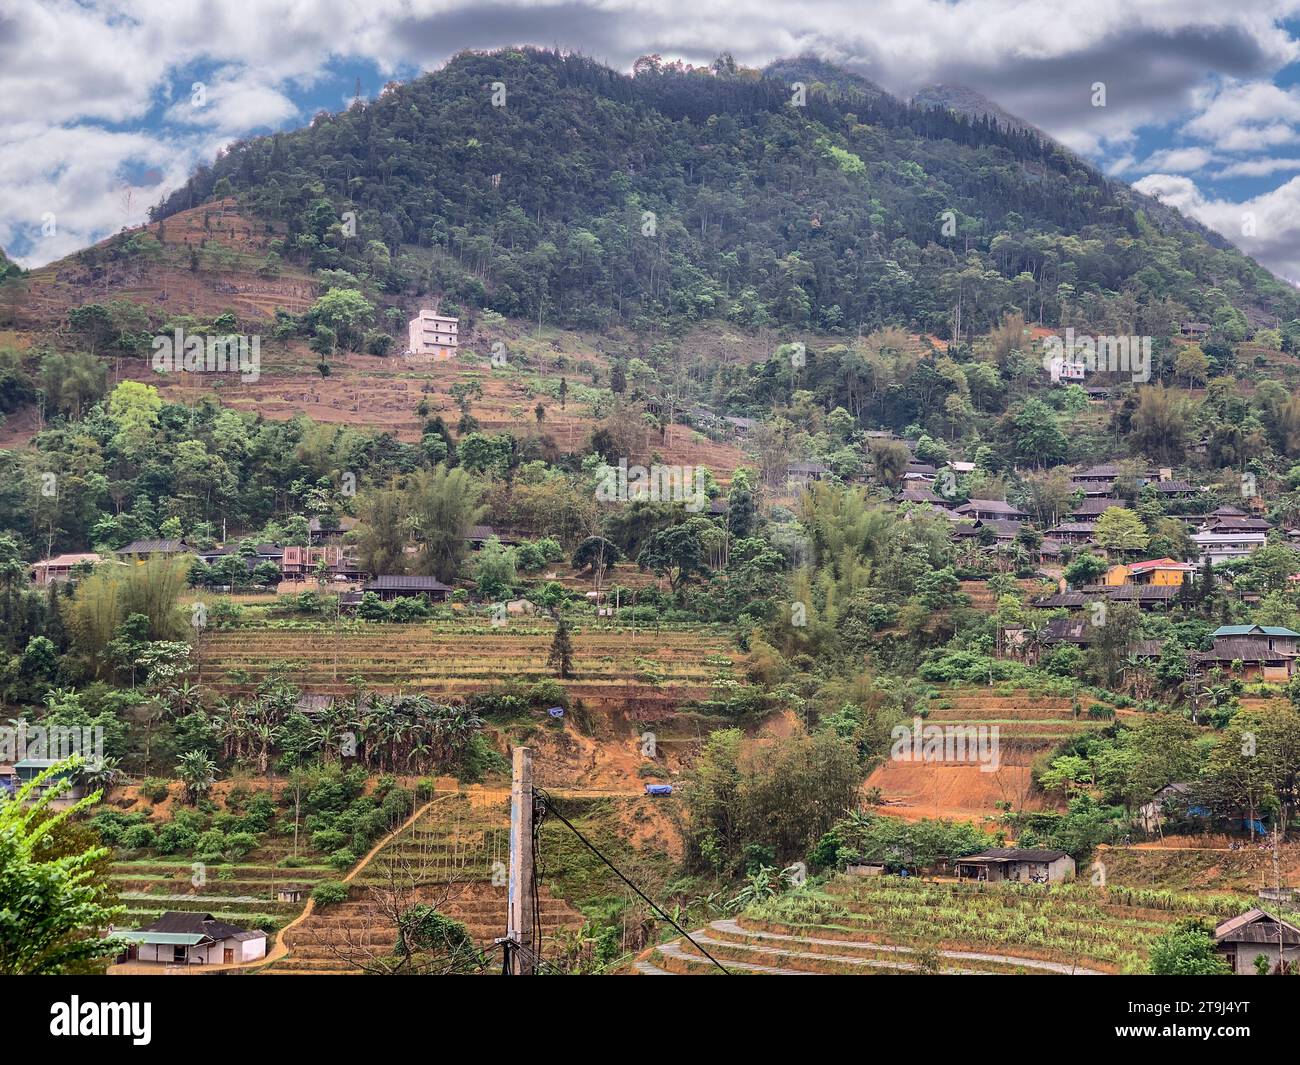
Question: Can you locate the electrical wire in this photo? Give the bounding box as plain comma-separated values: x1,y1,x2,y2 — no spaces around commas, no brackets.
533,787,731,975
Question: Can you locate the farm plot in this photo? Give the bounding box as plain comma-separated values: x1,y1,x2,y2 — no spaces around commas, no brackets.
110,846,334,934
865,688,1119,822
197,621,739,711
639,875,1245,975
267,791,583,974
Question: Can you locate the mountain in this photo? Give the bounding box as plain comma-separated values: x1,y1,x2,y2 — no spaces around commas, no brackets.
145,48,1298,341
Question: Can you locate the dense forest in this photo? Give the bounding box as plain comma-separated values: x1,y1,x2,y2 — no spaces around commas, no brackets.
152,49,1300,339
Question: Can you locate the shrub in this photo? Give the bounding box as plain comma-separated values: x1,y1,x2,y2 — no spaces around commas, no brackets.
120,823,157,850
155,823,199,854
193,829,228,861
328,847,357,872
311,828,348,852
139,777,171,803
312,881,350,907
223,831,259,860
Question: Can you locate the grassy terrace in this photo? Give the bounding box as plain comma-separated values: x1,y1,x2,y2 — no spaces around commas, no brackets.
196,620,740,708
110,844,337,933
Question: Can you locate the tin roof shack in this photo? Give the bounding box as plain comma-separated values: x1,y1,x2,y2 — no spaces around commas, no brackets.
1213,909,1300,974
115,911,267,967
12,759,86,802
953,848,1075,883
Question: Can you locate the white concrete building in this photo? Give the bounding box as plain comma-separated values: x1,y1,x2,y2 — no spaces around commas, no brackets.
407,308,459,359
116,912,267,966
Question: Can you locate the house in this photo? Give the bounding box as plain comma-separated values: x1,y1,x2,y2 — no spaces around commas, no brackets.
1149,479,1196,497
1104,558,1197,587
903,461,937,481
115,911,267,966
952,848,1075,883
947,460,976,475
276,885,312,904
953,499,1028,521
466,525,521,548
1138,782,1206,834
1192,524,1267,564
1180,321,1211,337
1212,909,1300,974
897,486,949,506
308,515,359,544
30,552,113,585
117,538,189,559
1072,464,1122,484
1040,616,1098,645
364,574,452,602
1045,522,1097,544
723,415,758,434
1071,497,1127,520
12,759,86,800
406,308,459,359
952,518,1022,546
786,461,829,485
281,545,351,580
1193,636,1295,682
1210,625,1300,655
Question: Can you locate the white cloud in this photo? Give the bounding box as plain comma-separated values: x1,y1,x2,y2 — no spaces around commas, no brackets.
3,1,1300,272
1214,156,1300,178
1134,170,1300,281
1141,146,1216,172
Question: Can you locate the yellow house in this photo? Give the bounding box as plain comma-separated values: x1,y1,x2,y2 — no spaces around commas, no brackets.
1104,558,1197,587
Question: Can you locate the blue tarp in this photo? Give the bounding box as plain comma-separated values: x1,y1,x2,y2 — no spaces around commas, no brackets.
1243,817,1268,836
645,784,673,796
547,707,565,718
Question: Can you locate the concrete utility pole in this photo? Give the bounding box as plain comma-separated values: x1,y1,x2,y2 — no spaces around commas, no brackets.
505,746,535,974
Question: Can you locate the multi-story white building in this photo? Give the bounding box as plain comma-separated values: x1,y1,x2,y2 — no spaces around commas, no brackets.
1191,527,1267,564
407,308,459,359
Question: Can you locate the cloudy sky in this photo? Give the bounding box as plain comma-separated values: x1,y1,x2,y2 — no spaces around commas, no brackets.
4,1,1300,280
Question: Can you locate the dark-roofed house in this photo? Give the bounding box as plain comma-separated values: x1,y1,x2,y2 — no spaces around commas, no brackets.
953,499,1028,521
364,575,452,602
1193,637,1296,682
953,848,1075,883
466,525,521,548
1213,909,1300,974
896,486,949,506
114,911,267,966
1041,616,1097,645
1070,497,1127,520
786,461,829,485
1150,479,1196,497
1045,522,1096,544
117,538,189,558
308,515,359,544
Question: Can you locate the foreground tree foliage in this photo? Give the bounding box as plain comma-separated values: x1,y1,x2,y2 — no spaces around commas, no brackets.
0,760,125,974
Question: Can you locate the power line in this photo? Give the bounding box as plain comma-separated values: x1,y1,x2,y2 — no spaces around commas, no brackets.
533,787,731,975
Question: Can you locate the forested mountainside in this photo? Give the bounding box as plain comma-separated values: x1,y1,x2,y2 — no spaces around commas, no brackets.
152,48,1299,339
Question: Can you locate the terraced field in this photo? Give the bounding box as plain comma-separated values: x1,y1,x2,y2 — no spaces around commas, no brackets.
637,875,1238,975
110,844,334,934
197,620,739,712
266,791,584,974
866,687,1120,821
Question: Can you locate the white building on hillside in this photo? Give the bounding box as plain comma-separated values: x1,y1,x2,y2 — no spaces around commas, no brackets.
407,308,459,359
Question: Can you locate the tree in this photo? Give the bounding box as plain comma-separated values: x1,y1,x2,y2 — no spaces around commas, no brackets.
310,288,374,351
474,538,517,601
355,486,408,575
406,465,486,582
637,523,708,591
0,759,125,974
1094,507,1149,554
1148,919,1230,975
571,535,621,592
547,616,574,679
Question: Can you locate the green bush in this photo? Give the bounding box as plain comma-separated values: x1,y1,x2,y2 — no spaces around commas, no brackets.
312,881,350,907
138,777,171,803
